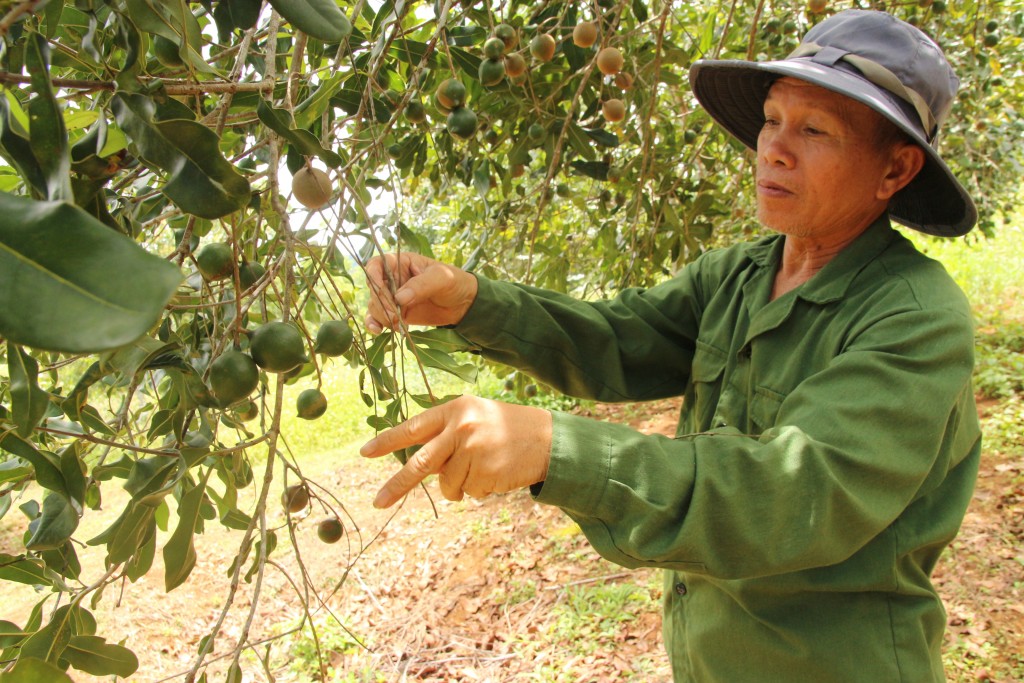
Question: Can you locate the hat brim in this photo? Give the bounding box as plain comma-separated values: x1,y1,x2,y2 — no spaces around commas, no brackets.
689,59,977,237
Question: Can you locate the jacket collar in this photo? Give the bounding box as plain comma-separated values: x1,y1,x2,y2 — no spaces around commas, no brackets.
742,214,898,305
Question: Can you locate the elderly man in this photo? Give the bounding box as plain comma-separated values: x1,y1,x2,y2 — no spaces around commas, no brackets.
361,10,980,681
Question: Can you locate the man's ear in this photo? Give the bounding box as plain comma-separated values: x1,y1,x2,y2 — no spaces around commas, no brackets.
877,143,926,200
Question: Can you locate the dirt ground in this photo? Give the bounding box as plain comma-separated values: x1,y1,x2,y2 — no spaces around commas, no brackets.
1,398,1021,682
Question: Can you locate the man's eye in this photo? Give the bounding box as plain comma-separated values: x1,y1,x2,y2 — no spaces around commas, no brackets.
763,117,779,127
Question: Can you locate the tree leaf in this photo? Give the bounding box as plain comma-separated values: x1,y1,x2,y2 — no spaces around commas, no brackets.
62,635,139,678
408,328,475,353
25,34,70,202
0,657,75,683
0,554,58,588
112,93,251,219
266,0,352,42
105,503,156,566
0,620,25,648
19,605,75,665
0,192,183,353
584,128,619,148
294,74,346,130
125,528,156,582
0,460,33,485
407,344,478,383
163,476,208,591
212,0,263,39
256,100,346,168
0,431,66,494
7,343,50,438
25,492,79,551
566,123,597,161
0,93,46,196
123,0,217,75
570,160,611,181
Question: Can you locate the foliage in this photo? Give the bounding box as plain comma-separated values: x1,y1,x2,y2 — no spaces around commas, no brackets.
0,0,1022,679
912,217,1024,400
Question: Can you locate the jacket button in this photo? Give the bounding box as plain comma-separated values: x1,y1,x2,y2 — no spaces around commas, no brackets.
674,582,687,596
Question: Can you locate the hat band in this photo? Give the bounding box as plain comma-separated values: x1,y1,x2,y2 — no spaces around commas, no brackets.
788,42,938,142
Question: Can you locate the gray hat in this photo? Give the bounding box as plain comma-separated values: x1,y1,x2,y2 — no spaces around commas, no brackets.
689,9,977,236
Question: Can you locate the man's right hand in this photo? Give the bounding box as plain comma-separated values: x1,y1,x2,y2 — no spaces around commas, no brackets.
364,253,479,334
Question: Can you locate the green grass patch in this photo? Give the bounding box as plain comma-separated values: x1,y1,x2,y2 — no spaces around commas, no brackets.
911,219,1024,400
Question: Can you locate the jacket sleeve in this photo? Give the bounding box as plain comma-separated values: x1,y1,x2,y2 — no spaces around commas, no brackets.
454,272,703,402
532,305,980,580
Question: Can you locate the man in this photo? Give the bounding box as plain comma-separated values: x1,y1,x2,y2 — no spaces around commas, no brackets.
361,10,980,682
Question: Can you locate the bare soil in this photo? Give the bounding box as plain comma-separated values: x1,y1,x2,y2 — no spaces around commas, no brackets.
1,398,1021,682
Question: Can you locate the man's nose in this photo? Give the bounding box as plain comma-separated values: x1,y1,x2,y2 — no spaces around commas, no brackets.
758,128,796,168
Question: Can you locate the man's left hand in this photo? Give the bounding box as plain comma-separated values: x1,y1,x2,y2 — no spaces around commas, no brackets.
359,395,552,508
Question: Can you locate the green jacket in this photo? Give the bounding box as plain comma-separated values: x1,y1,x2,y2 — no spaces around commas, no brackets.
454,217,980,682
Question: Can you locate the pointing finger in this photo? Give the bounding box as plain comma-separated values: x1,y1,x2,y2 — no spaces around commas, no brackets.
359,404,447,459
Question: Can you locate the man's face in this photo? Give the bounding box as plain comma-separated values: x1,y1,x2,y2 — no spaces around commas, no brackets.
756,78,899,239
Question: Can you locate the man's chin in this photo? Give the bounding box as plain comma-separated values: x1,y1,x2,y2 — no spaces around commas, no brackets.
756,209,806,237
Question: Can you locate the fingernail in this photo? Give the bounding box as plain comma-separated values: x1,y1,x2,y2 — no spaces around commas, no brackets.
373,490,390,508
359,439,377,456
367,321,382,335
395,289,412,306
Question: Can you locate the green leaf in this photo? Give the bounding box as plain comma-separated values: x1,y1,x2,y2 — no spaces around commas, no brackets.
105,504,156,566
256,100,346,168
0,432,66,494
212,0,262,37
25,34,71,202
25,492,79,551
0,620,24,648
632,0,649,21
62,635,139,678
60,362,106,423
0,657,75,683
163,476,208,591
112,93,251,219
7,343,50,438
0,192,183,353
124,457,180,505
0,459,33,485
407,344,478,383
584,128,619,148
103,336,183,380
266,0,352,42
243,531,277,583
570,160,611,181
566,123,597,161
0,554,58,588
473,159,491,199
124,0,217,75
0,93,46,196
38,540,82,582
449,47,482,77
124,528,156,582
294,74,346,130
389,40,440,69
19,605,75,665
408,328,475,353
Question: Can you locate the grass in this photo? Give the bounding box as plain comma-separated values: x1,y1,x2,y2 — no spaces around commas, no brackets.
911,219,1024,400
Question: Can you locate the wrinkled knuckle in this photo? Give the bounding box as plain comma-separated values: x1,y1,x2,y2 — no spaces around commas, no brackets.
407,450,436,477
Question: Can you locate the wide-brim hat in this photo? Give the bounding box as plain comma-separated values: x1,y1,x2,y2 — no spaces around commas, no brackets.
689,9,977,237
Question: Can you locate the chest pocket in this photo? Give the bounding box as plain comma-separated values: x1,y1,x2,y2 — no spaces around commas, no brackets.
689,343,727,431
750,385,786,432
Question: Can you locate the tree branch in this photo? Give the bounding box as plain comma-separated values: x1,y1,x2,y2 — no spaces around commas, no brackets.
0,71,276,96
